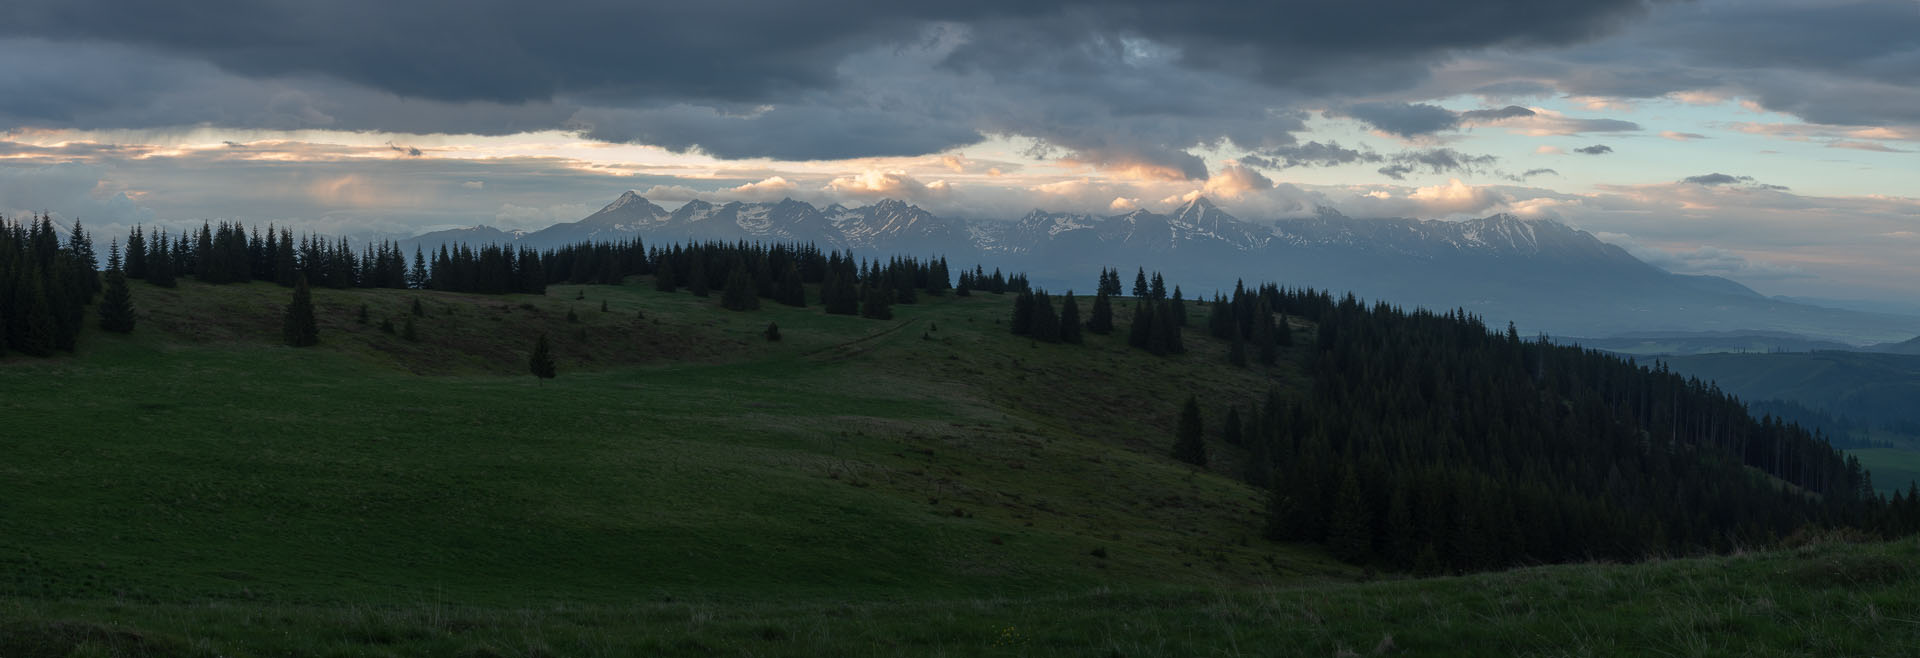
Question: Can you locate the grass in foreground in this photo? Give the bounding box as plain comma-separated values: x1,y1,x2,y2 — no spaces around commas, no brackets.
5,539,1917,657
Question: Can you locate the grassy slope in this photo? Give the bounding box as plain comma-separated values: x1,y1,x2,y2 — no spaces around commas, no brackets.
3,278,1918,656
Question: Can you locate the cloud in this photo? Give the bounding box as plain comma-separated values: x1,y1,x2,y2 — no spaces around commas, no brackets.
1331,103,1538,137
1241,141,1381,169
1681,172,1781,190
0,162,154,228
1375,148,1499,180
1200,162,1274,199
1828,141,1908,153
1595,233,1810,280
1442,0,1920,136
0,0,1667,169
0,1,1653,107
1574,144,1613,155
1332,102,1462,137
387,143,423,157
460,180,485,190
1495,108,1641,136
1659,131,1708,141
1404,178,1508,214
724,175,800,201
824,170,951,200
638,184,705,203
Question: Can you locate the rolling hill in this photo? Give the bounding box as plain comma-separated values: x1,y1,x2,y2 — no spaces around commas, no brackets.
1,266,1916,655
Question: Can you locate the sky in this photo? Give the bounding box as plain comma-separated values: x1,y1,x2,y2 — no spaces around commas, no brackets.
0,0,1915,306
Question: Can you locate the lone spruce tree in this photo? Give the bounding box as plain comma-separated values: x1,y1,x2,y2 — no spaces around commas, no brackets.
282,273,319,347
1087,290,1113,334
529,333,557,379
1058,292,1083,344
1171,395,1206,467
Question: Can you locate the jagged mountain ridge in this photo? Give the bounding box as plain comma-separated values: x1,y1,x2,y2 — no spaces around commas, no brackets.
400,191,1920,343
410,191,1629,260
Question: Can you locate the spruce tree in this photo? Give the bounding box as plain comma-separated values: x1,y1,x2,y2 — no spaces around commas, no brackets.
721,262,759,311
528,333,556,379
1223,407,1243,446
146,240,177,288
125,226,148,280
1172,395,1206,467
355,303,369,325
282,273,319,347
1385,480,1415,569
687,259,709,297
1127,301,1153,350
777,262,806,307
861,285,892,320
411,298,425,317
410,247,429,289
764,322,782,341
97,263,135,334
1228,328,1248,367
1252,298,1276,366
402,317,418,342
654,260,677,292
1132,268,1148,298
16,271,55,356
1244,411,1271,488
1058,292,1083,344
1030,291,1060,343
1010,291,1034,335
1087,290,1113,334
1328,465,1373,564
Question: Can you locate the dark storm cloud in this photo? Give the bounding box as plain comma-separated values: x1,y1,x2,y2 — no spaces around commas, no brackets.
1680,173,1786,190
0,0,1669,105
1241,141,1383,170
1575,145,1614,155
574,103,987,161
0,0,1671,166
1684,173,1746,185
1459,106,1537,123
1375,148,1500,180
1333,103,1463,137
1464,0,1920,128
1332,103,1536,137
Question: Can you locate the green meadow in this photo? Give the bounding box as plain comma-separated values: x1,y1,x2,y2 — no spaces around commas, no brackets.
2,278,1916,656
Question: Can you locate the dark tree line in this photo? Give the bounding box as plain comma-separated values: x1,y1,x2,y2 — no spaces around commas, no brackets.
1208,280,1292,366
111,220,1012,321
1192,286,1920,573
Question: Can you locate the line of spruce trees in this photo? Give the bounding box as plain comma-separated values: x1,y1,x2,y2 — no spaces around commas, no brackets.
0,215,100,357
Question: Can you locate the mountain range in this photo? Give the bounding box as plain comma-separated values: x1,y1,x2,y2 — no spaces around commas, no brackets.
403,192,1920,344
